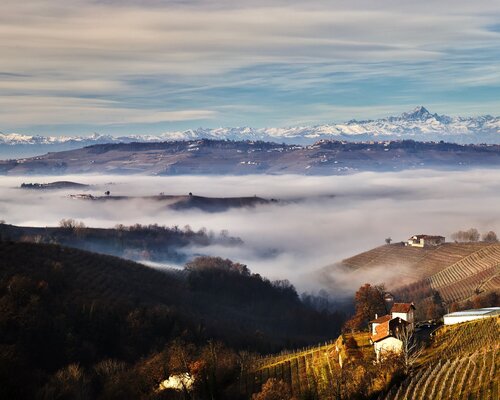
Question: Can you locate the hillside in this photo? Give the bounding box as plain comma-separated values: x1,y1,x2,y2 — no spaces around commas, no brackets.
245,331,376,399
1,139,500,175
0,241,344,399
324,242,500,304
245,314,499,399
0,222,243,264
20,180,89,190
69,193,276,212
384,317,499,400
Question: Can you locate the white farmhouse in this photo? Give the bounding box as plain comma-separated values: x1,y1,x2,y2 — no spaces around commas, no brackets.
443,307,500,325
369,302,416,361
406,234,445,248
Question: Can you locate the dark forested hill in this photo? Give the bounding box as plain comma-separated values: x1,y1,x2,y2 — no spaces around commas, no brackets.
1,139,499,175
0,241,343,399
0,222,243,264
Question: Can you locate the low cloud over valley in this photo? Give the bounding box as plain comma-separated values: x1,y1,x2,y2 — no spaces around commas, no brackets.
1,169,499,295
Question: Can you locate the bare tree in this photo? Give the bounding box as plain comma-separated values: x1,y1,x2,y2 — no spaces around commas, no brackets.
396,326,425,375
482,231,498,243
451,228,480,242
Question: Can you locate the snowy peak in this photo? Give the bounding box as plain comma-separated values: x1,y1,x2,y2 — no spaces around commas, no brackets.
400,106,433,121
1,107,499,157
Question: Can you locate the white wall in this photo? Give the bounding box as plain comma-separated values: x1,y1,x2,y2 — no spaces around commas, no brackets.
374,337,403,361
443,314,491,325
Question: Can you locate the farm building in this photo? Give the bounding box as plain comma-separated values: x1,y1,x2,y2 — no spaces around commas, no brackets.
371,318,409,361
443,307,500,325
406,234,445,248
369,302,416,361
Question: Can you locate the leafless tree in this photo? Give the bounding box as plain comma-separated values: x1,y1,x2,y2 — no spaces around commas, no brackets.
482,230,498,243
396,326,425,375
451,228,480,242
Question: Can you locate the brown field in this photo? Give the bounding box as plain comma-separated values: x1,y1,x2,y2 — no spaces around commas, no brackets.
339,242,500,302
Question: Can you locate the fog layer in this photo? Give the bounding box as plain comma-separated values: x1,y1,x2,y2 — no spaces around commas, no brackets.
1,170,499,294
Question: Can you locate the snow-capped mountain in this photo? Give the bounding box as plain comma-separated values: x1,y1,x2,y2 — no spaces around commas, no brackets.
1,107,499,158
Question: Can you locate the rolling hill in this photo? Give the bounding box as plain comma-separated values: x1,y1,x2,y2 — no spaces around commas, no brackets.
1,139,500,175
322,242,500,304
69,193,276,212
0,241,343,399
0,222,243,264
245,312,499,399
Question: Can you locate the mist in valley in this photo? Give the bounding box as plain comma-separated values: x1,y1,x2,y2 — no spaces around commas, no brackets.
1,169,500,297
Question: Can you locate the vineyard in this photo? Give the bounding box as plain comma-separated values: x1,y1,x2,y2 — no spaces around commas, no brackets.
245,332,376,399
246,317,499,400
427,245,500,302
384,349,498,400
383,317,500,400
337,242,500,303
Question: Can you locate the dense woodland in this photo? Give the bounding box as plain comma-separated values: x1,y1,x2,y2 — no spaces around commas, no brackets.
0,222,243,264
0,241,344,399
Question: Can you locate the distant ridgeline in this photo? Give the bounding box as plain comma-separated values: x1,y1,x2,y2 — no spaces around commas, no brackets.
20,181,90,189
68,193,277,213
0,222,243,264
1,139,500,175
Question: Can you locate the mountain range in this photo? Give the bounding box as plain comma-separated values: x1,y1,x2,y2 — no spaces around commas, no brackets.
1,107,499,159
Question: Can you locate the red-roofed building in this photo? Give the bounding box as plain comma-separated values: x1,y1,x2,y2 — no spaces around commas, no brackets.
371,318,409,361
369,302,416,361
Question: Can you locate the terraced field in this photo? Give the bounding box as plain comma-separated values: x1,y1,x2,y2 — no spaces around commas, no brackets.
428,245,500,302
246,333,373,399
384,317,500,400
336,242,500,302
246,318,499,400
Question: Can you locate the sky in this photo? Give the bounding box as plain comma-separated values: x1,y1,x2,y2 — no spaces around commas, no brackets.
1,0,500,136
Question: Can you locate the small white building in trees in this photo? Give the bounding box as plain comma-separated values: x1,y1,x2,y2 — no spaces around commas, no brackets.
406,234,445,248
370,302,416,361
443,307,500,325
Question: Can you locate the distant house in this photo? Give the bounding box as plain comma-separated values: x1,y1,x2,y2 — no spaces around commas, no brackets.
370,302,416,361
406,234,445,248
443,307,500,325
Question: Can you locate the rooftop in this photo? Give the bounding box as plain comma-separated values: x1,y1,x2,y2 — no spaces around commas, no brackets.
391,303,415,313
371,318,409,343
370,314,392,324
444,307,500,318
410,234,445,240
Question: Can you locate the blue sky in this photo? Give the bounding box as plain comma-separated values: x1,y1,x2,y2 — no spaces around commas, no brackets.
1,0,500,136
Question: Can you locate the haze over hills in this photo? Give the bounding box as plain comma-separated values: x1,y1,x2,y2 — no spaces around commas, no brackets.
1,139,500,176
1,107,499,158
